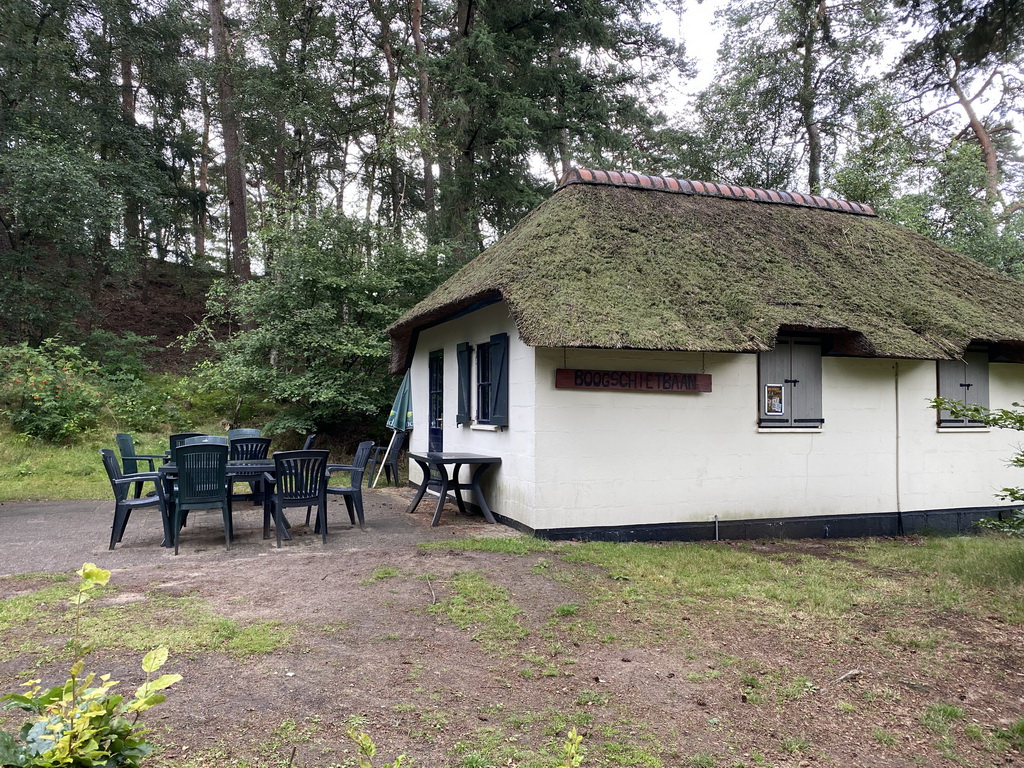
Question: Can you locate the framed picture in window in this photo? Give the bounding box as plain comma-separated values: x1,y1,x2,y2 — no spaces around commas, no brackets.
764,385,784,415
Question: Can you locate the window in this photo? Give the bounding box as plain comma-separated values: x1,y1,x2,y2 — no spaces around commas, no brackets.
477,342,492,422
428,350,444,451
457,333,509,427
758,338,823,428
937,350,989,427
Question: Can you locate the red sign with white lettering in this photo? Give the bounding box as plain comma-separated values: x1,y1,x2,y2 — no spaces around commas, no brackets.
555,368,712,393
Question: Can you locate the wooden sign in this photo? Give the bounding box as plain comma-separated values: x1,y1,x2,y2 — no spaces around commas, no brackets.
555,368,712,393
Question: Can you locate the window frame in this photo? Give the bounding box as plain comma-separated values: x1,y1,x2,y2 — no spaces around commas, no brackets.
456,333,509,428
936,349,990,428
757,337,824,429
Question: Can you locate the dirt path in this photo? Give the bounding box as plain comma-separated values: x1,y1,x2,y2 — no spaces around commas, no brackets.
2,491,1023,767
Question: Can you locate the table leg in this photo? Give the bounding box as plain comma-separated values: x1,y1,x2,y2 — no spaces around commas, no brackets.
451,463,469,515
430,464,452,526
160,476,175,547
403,459,432,514
470,464,497,524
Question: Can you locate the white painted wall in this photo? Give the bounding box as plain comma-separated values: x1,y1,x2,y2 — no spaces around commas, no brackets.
899,360,1024,511
406,303,1024,531
407,303,538,526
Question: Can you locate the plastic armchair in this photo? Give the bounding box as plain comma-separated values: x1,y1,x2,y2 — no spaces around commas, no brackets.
182,435,228,446
228,428,261,440
366,432,406,487
168,432,205,464
100,449,169,550
114,433,165,499
263,450,330,547
173,443,232,555
229,437,272,505
325,441,375,527
302,433,317,450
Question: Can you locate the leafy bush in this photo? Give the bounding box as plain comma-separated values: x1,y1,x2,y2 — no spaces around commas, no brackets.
0,564,181,767
0,340,103,441
75,329,155,380
102,375,181,434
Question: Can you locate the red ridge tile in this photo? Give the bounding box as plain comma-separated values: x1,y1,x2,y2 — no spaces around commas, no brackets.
558,168,875,217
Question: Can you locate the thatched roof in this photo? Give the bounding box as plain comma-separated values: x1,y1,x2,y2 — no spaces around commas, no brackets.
389,169,1024,372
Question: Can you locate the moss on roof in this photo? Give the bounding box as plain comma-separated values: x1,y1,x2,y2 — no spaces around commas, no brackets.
389,182,1024,371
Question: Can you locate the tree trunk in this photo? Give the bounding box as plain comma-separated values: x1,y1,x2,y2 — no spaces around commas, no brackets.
196,70,212,262
121,50,144,260
210,0,251,283
949,59,1001,203
797,0,823,195
411,0,436,235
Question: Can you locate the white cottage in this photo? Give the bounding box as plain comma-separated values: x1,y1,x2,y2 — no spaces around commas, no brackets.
388,168,1024,541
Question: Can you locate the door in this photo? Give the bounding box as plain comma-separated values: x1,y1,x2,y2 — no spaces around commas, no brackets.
428,349,443,452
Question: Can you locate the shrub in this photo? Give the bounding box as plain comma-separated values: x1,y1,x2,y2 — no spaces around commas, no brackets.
0,564,181,767
0,340,103,441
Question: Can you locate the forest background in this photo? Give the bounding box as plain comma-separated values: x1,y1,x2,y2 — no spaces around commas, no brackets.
1,0,1022,445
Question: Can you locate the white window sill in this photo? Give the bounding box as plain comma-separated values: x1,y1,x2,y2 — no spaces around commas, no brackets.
936,426,990,433
470,424,500,432
757,427,823,434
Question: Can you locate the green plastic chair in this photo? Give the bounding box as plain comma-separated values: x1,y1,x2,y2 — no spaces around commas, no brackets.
114,433,164,498
324,441,375,527
100,449,169,550
263,450,329,547
173,443,232,555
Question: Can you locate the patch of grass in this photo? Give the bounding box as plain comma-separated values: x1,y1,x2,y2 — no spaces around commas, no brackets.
685,669,721,683
836,701,856,713
575,689,609,706
994,718,1024,750
779,675,817,700
780,736,809,754
853,535,1024,622
559,540,879,624
884,627,942,651
419,537,557,555
689,751,717,767
429,571,527,655
599,739,662,767
921,702,965,735
554,603,579,617
1,582,291,661
361,566,402,584
873,728,897,746
0,581,76,635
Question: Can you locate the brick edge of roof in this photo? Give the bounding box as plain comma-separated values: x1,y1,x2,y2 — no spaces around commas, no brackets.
558,168,877,217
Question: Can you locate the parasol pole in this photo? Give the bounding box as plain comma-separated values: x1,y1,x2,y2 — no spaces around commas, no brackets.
372,429,401,488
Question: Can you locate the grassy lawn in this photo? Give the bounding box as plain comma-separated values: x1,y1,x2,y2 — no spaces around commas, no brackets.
2,532,1024,767
0,426,175,500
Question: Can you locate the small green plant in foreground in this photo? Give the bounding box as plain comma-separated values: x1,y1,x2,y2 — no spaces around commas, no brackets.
348,729,406,768
0,564,182,767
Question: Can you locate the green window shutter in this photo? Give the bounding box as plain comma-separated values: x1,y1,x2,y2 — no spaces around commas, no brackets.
489,333,509,427
456,342,471,426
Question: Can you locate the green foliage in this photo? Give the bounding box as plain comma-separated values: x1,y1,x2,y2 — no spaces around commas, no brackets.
0,340,199,442
0,340,104,441
893,144,1024,276
347,729,406,768
186,203,446,434
0,564,181,768
429,571,528,655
